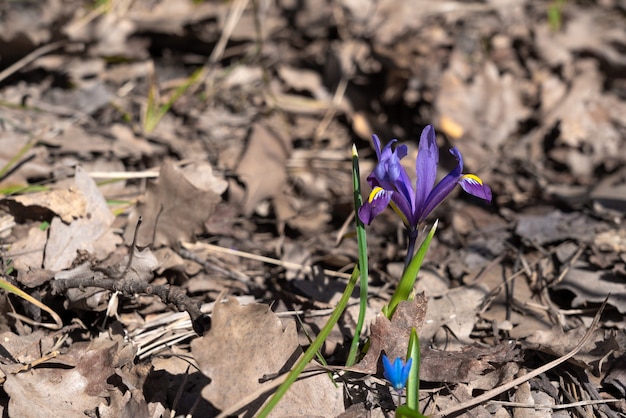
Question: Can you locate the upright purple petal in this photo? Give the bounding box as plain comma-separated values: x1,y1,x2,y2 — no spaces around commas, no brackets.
419,147,463,221
419,170,460,222
372,134,383,160
414,125,439,221
371,139,400,190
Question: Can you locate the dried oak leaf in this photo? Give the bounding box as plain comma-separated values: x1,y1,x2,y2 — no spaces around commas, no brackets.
436,58,530,168
420,284,488,348
355,293,428,373
124,161,222,248
190,298,343,416
233,120,291,216
3,333,128,418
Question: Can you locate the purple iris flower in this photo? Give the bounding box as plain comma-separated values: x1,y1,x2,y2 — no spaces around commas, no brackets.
382,354,412,392
358,125,492,232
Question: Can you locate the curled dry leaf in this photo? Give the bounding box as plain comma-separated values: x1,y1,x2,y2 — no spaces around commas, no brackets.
2,187,86,224
355,293,428,373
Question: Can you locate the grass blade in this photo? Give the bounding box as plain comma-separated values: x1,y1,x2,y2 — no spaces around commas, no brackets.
346,144,368,366
405,328,420,410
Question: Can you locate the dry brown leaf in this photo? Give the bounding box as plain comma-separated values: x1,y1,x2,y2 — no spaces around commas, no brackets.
430,383,494,418
604,353,626,397
109,123,155,160
235,121,291,216
355,294,428,373
590,167,626,213
3,187,86,224
190,298,343,417
420,284,488,348
54,262,109,311
0,0,64,45
2,333,128,418
555,261,626,314
542,61,621,179
0,135,50,189
124,161,222,248
420,342,519,384
9,226,47,276
436,58,530,166
97,389,150,418
512,380,555,418
515,210,602,246
525,326,626,376
0,330,55,368
44,166,119,271
277,65,330,101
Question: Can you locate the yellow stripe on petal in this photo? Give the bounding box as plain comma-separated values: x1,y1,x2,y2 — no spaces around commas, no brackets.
368,186,385,203
461,174,484,185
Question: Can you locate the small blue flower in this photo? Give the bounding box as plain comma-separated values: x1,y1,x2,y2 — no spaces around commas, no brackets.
382,354,413,392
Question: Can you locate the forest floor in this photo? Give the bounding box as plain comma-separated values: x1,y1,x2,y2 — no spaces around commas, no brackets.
0,0,626,417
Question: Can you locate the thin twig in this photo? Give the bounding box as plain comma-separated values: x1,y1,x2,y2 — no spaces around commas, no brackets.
0,41,66,84
51,273,207,336
118,216,143,278
181,241,353,280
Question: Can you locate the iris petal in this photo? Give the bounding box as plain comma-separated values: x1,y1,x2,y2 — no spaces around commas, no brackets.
358,187,392,225
418,147,463,222
459,174,492,201
414,125,439,219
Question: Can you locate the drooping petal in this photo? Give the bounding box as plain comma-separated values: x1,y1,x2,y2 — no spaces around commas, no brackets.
361,130,492,230
414,125,439,221
459,174,492,202
358,186,393,225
